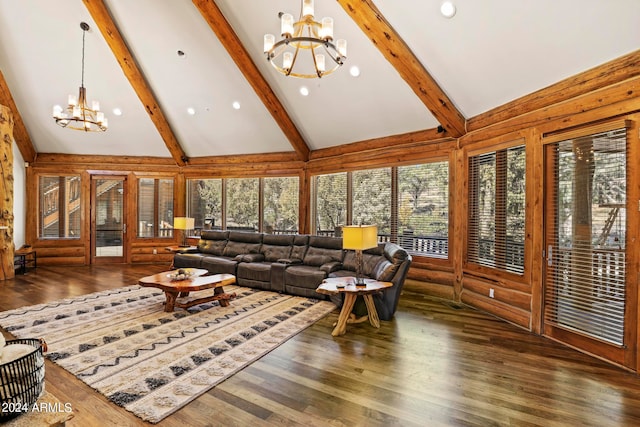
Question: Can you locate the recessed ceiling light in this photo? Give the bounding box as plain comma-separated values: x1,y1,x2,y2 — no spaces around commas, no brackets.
232,101,241,110
440,1,456,18
112,108,122,116
349,66,360,77
187,107,196,115
300,86,309,96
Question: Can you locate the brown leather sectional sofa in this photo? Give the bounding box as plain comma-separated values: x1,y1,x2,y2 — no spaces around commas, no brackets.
173,230,412,320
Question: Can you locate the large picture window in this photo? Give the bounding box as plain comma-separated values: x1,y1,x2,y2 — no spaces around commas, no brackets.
137,178,174,238
187,176,299,234
312,161,449,258
38,175,81,239
264,177,299,233
468,145,526,274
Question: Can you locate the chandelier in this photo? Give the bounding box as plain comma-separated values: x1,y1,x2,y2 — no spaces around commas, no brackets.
263,0,347,78
53,22,107,132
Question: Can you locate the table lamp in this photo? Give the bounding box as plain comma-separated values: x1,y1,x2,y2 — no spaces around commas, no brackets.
173,217,194,247
342,225,378,285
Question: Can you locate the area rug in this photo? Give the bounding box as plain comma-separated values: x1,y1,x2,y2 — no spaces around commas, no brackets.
0,285,335,423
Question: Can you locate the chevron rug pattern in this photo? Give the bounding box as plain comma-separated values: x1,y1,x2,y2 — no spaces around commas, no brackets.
0,285,335,423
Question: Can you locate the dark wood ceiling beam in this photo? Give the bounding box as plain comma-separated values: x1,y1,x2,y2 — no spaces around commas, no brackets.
0,69,37,163
192,0,310,162
337,0,466,137
82,0,188,167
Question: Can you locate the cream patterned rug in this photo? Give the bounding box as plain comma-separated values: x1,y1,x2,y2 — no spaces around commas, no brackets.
0,285,335,423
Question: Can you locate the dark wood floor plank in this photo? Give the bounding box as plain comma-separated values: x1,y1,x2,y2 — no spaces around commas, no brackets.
1,265,640,426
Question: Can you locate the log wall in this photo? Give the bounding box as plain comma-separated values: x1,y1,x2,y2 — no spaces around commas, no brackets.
0,105,14,280
13,51,640,368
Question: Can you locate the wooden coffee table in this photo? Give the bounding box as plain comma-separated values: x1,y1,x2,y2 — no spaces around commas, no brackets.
138,268,237,312
316,277,392,336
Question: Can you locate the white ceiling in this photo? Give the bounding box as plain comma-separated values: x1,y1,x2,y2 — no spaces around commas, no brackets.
0,0,638,160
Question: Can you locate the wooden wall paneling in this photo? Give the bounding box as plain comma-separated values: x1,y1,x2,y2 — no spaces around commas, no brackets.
33,153,177,168
407,263,454,286
460,288,531,329
528,128,544,334
307,140,457,174
624,116,640,371
461,77,640,147
463,275,532,312
308,128,451,160
24,165,37,244
468,50,640,132
0,105,14,280
299,169,310,235
453,146,465,301
403,278,455,301
87,173,96,264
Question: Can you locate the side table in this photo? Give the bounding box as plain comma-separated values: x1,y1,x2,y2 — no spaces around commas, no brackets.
316,277,392,336
14,247,37,275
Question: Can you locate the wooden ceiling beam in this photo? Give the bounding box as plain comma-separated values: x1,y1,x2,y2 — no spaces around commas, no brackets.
192,0,310,162
337,0,467,137
0,69,37,163
82,0,188,167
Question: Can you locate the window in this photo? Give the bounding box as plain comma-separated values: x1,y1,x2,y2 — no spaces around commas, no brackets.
398,162,449,257
263,177,299,233
226,178,259,231
311,162,449,258
38,175,81,238
352,168,391,235
187,179,223,231
468,145,525,274
137,178,174,238
313,172,347,235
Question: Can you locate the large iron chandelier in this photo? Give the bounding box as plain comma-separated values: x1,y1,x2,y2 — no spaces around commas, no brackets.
53,22,107,132
263,0,347,78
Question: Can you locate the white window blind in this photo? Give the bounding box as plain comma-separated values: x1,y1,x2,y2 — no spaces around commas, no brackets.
137,178,174,238
544,127,626,345
468,145,525,273
397,162,449,257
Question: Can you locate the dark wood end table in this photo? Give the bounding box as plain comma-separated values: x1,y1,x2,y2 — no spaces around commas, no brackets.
316,277,392,336
138,268,236,312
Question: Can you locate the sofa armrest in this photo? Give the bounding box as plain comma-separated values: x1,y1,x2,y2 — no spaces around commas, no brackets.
277,258,302,265
320,261,342,274
234,253,265,263
174,247,199,254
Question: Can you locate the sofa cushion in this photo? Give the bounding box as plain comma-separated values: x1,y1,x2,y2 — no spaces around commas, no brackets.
223,241,261,257
284,265,327,289
234,253,265,263
261,244,292,262
237,262,271,283
201,256,237,275
198,231,229,256
173,253,204,269
290,235,309,260
303,254,332,267
373,243,410,281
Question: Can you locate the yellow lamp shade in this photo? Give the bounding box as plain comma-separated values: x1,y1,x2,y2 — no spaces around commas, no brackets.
173,217,194,230
342,225,378,250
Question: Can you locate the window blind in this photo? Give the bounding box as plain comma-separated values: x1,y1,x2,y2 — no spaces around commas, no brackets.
137,178,174,238
397,162,449,257
39,175,81,239
468,145,525,273
544,128,626,345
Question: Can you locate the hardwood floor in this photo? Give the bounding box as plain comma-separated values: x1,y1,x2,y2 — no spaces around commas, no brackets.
2,265,640,426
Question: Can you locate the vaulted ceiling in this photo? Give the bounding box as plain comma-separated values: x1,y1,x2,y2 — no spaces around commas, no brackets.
0,0,638,166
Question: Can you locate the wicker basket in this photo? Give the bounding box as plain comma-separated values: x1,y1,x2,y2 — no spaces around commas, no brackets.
0,338,47,421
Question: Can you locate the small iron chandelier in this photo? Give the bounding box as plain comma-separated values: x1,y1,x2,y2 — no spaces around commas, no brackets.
53,22,107,132
264,0,347,78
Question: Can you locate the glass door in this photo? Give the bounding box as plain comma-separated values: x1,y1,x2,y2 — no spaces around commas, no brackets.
542,126,632,367
91,176,126,263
